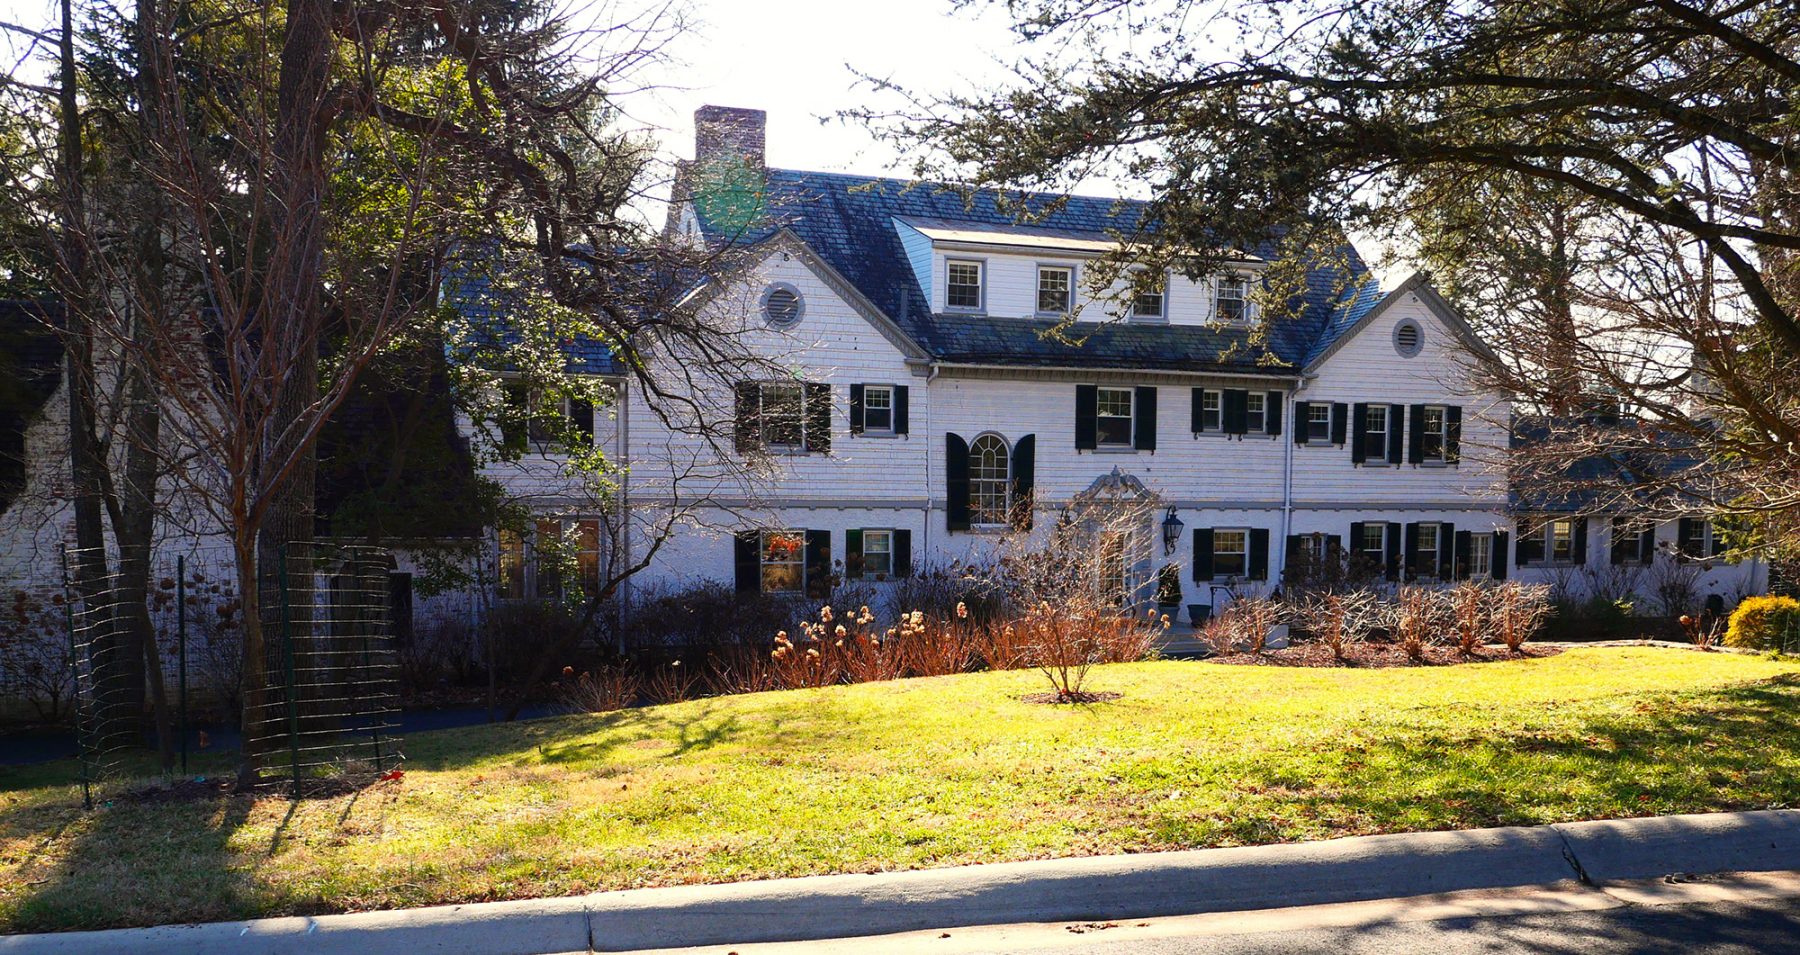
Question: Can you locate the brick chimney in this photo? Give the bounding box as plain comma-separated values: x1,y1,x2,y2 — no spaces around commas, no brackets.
694,105,766,168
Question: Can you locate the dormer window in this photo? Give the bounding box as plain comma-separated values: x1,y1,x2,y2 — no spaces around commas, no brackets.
1215,275,1249,323
1037,266,1073,315
946,260,984,311
1131,272,1165,320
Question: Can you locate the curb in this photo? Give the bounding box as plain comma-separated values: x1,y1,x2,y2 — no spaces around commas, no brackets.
3,809,1797,954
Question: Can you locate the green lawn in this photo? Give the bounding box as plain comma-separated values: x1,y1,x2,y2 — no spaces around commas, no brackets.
3,647,1799,933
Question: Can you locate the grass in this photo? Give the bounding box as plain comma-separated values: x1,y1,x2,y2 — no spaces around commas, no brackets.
3,646,1800,933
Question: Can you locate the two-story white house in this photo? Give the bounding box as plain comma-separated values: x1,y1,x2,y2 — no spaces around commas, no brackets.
446,105,1767,622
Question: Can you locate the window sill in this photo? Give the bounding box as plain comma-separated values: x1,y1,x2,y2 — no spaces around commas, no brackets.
854,432,901,439
1091,446,1140,454
968,524,1012,535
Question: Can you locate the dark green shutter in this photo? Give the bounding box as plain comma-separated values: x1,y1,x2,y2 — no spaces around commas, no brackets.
1454,530,1472,581
845,528,865,579
1407,405,1425,464
1572,518,1588,565
848,384,865,434
893,385,909,435
1293,401,1311,445
501,381,529,456
1445,406,1462,463
1075,385,1098,450
1266,391,1283,436
805,383,832,454
1384,524,1401,580
734,531,759,593
1439,523,1456,578
1192,528,1214,581
1223,389,1248,435
1348,522,1365,561
1331,403,1349,446
1351,403,1369,463
734,382,759,454
1134,387,1157,451
570,398,594,443
804,530,831,600
946,433,970,532
1249,528,1270,581
1492,531,1509,579
1403,522,1421,579
1011,434,1036,531
1387,404,1405,464
1191,388,1207,433
893,529,913,578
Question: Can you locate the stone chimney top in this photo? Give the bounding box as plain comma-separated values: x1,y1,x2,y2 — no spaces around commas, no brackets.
694,105,766,168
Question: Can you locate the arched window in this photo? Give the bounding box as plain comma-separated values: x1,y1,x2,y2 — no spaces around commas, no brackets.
969,434,1011,526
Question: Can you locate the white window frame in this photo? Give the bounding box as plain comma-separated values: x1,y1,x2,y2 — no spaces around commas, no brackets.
1201,389,1222,431
498,518,602,600
945,259,984,312
861,383,896,435
1421,404,1448,463
760,529,807,594
1037,265,1074,316
1130,270,1166,321
1215,275,1249,323
861,528,894,578
1468,532,1493,580
1245,391,1267,434
969,433,1012,527
1096,386,1135,448
1363,405,1390,464
1306,403,1332,442
1415,523,1441,580
1357,522,1389,568
1534,518,1578,565
1213,527,1249,579
1097,528,1132,604
755,380,808,452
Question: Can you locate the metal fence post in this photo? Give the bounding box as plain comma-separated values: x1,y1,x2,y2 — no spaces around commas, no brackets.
279,545,300,793
177,554,189,777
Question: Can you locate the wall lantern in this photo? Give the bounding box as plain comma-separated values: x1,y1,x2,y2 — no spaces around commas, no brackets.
1161,506,1184,556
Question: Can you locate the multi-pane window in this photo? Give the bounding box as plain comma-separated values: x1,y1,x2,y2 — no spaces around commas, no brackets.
1415,523,1441,579
1530,519,1578,564
861,529,893,578
1362,405,1389,463
757,381,805,450
1098,529,1131,603
1468,533,1492,579
498,529,525,599
1096,387,1134,447
1245,392,1267,434
535,518,567,598
1358,522,1388,567
946,260,983,310
1215,276,1249,322
1213,529,1249,578
1307,403,1332,441
1132,273,1165,319
969,434,1011,526
862,384,894,434
1421,405,1448,462
1037,266,1073,315
1200,390,1221,431
760,530,806,594
498,519,600,599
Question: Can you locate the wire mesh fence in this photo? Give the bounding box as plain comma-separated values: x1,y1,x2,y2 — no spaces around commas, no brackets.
62,546,148,807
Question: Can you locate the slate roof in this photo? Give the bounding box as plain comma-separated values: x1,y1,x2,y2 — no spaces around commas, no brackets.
441,256,624,376
683,166,1380,373
1507,416,1710,512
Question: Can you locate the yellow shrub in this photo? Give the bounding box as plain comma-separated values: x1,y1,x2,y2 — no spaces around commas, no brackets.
1724,595,1800,651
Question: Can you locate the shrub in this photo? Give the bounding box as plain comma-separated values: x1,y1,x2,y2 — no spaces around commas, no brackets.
619,582,803,650
1724,595,1800,651
1489,582,1553,652
1298,590,1376,662
1392,586,1443,662
398,617,476,697
561,665,641,713
480,601,594,683
0,589,74,723
643,659,699,704
1202,597,1283,656
1447,582,1488,656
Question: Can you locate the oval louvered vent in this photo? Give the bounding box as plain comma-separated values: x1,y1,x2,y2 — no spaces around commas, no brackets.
762,284,803,328
1394,320,1423,357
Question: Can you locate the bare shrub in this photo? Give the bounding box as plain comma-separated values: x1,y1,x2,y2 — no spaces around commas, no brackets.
1390,586,1444,662
893,608,979,678
0,589,74,722
398,618,476,697
1489,582,1554,652
1679,612,1725,650
771,606,845,689
1202,597,1284,656
642,659,699,704
561,665,641,713
1646,555,1703,618
619,582,805,650
704,645,781,695
1299,590,1378,662
1447,582,1489,655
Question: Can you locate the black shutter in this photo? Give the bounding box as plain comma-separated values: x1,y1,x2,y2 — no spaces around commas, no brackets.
805,383,832,454
1408,404,1425,465
1572,518,1588,565
1677,517,1701,558
1011,434,1036,531
1327,534,1343,560
893,529,913,578
1454,530,1472,581
1075,385,1098,450
1403,522,1421,579
1293,401,1311,445
1286,535,1306,574
1439,522,1456,579
1492,531,1509,579
1384,524,1401,580
1331,403,1349,446
1134,387,1157,451
1348,522,1365,562
1516,521,1541,566
1266,391,1283,437
1445,406,1462,463
1610,519,1632,565
1711,524,1727,557
1351,403,1369,464
804,530,831,600
849,383,865,435
734,531,759,593
1387,404,1405,464
1639,523,1657,565
1191,388,1208,433
733,382,760,454
1249,528,1270,581
570,398,595,443
893,385,909,435
1223,389,1248,435
1192,528,1214,581
845,528,865,579
946,433,970,532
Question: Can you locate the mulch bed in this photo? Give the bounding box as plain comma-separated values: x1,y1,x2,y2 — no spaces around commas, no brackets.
1207,642,1565,668
1020,691,1124,705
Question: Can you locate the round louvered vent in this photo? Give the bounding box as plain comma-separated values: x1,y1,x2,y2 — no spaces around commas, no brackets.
1394,319,1423,357
761,283,804,328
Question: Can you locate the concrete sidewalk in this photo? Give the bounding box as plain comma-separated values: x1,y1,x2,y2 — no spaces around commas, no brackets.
3,809,1797,955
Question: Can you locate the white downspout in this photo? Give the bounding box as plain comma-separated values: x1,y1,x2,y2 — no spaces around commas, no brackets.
1279,380,1303,592
616,378,631,655
923,363,939,565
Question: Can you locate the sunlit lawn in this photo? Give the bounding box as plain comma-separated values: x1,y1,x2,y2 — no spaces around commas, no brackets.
3,646,1798,933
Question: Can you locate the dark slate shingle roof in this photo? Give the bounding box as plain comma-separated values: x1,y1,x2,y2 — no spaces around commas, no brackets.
441,260,623,376
686,166,1377,371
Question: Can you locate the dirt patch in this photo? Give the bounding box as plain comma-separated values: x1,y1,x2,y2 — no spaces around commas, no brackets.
1207,642,1564,668
1019,691,1124,705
